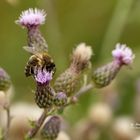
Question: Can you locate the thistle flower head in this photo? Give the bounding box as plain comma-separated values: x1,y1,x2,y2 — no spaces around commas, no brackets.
35,69,52,85
112,43,135,65
54,92,67,107
71,43,93,72
41,116,61,140
16,8,46,27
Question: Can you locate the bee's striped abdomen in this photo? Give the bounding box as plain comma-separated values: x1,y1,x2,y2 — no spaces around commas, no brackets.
25,55,40,77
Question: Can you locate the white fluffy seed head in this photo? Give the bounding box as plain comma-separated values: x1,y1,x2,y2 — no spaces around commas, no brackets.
16,8,46,27
71,43,93,72
73,43,93,62
112,43,135,65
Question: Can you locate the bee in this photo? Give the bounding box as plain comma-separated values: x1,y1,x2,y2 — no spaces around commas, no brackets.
23,46,56,77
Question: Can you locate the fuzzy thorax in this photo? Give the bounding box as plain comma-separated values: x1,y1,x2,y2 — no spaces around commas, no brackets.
70,43,93,73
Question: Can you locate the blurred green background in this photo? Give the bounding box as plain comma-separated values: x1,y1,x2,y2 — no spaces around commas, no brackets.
0,0,139,130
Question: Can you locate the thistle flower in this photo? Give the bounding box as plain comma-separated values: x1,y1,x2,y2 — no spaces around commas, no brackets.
16,8,46,27
112,43,135,65
16,8,48,49
35,69,53,85
0,68,11,91
35,85,55,108
54,92,67,107
41,116,61,140
92,43,135,88
54,43,93,96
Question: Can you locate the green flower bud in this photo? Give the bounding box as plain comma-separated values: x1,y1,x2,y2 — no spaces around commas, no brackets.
54,68,80,97
0,68,11,91
41,116,61,140
54,43,93,97
54,92,67,107
92,60,121,88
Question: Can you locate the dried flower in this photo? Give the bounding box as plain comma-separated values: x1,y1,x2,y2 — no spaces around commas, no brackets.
16,8,46,27
112,43,135,65
54,43,93,96
71,43,93,72
41,116,61,140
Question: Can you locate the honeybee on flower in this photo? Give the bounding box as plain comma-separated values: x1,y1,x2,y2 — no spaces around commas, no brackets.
16,8,56,85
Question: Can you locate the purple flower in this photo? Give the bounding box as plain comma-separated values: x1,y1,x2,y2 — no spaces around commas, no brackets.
35,69,52,85
16,8,46,27
112,43,135,65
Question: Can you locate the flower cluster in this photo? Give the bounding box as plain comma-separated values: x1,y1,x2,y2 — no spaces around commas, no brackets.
14,8,135,140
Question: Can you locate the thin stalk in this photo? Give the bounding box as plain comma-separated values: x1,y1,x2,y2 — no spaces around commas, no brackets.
26,109,47,139
3,106,11,140
75,83,93,98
